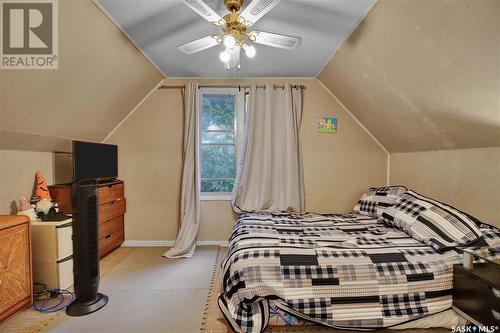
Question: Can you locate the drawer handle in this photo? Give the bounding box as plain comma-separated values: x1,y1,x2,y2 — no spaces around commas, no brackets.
105,234,112,239
492,309,500,320
490,286,500,298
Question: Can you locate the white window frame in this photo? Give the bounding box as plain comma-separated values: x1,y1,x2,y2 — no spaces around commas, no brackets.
199,88,245,201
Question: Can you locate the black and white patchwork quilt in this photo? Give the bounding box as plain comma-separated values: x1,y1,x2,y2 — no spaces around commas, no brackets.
218,212,500,333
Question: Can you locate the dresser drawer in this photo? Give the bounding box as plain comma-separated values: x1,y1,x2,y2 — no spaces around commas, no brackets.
31,221,72,262
98,182,124,205
32,256,73,290
99,215,123,240
99,198,126,223
56,223,73,260
99,228,124,258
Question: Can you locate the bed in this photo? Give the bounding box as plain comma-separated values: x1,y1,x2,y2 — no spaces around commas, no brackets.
218,210,500,333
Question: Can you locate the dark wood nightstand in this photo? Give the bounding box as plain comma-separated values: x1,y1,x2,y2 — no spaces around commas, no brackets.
453,247,500,326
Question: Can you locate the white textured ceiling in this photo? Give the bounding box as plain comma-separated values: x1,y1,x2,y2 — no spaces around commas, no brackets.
96,0,375,77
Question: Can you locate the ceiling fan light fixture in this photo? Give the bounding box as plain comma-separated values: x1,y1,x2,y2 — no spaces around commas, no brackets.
243,44,256,58
179,0,301,71
219,50,231,63
223,35,237,49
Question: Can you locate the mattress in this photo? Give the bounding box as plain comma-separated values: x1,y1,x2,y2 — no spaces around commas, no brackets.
218,212,500,333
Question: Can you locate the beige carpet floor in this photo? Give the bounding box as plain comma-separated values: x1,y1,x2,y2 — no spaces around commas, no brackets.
0,246,219,333
0,247,134,333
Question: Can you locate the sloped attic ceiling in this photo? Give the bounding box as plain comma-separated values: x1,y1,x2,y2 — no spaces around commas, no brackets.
0,0,163,152
96,0,375,77
319,0,500,152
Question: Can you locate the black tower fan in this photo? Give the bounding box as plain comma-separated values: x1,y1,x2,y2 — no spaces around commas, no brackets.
66,180,108,316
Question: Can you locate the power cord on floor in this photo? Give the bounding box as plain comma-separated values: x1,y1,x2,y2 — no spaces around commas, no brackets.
33,282,75,313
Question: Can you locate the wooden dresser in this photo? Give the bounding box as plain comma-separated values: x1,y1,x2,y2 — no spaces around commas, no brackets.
0,215,32,322
49,180,125,258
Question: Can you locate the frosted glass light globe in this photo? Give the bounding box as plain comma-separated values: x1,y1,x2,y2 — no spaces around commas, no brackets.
223,35,236,49
219,50,230,63
244,45,256,58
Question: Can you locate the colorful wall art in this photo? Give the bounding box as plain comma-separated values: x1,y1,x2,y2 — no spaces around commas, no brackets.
317,117,337,133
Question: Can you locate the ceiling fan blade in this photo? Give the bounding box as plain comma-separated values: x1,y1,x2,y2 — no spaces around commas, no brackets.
182,0,222,23
240,0,281,26
253,31,302,50
178,35,220,55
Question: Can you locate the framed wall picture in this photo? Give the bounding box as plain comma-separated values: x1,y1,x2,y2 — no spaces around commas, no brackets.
317,117,337,133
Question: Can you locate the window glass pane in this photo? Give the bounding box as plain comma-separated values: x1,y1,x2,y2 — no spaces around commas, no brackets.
201,180,235,193
200,145,235,179
201,131,235,144
202,95,235,131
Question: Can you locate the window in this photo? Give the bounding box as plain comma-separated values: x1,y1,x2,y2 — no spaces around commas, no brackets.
200,89,244,199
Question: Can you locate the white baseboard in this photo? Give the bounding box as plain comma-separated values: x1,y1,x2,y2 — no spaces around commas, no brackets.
122,240,174,247
196,240,229,246
122,240,228,247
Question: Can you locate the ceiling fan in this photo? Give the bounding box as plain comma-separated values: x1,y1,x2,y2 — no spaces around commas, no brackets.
178,0,302,70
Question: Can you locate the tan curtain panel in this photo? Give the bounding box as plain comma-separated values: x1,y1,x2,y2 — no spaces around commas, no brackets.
232,84,304,213
163,82,200,258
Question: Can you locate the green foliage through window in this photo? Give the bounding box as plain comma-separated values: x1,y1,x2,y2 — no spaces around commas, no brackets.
201,180,235,193
202,95,234,130
200,94,236,193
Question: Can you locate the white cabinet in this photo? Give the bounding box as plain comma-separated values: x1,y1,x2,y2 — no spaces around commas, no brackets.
31,220,73,290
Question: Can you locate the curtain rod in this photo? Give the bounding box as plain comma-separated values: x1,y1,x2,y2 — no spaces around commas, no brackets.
159,85,185,89
158,84,305,90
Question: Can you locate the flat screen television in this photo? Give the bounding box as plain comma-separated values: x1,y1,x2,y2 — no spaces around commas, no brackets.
73,141,118,181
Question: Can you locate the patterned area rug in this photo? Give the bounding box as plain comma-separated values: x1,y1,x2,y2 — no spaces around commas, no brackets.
201,246,233,333
0,247,133,333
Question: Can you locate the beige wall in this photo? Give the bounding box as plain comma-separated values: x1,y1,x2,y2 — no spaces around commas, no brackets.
319,0,500,152
0,0,164,216
106,78,387,241
0,130,71,152
0,0,162,144
389,147,500,227
105,86,184,241
0,150,55,214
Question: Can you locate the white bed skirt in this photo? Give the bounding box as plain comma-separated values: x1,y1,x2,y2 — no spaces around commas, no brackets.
390,309,459,329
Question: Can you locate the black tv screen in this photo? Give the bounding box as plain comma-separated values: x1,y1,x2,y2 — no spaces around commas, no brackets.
73,141,118,180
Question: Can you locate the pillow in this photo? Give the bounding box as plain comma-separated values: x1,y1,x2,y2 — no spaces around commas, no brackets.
352,186,407,217
380,190,483,252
